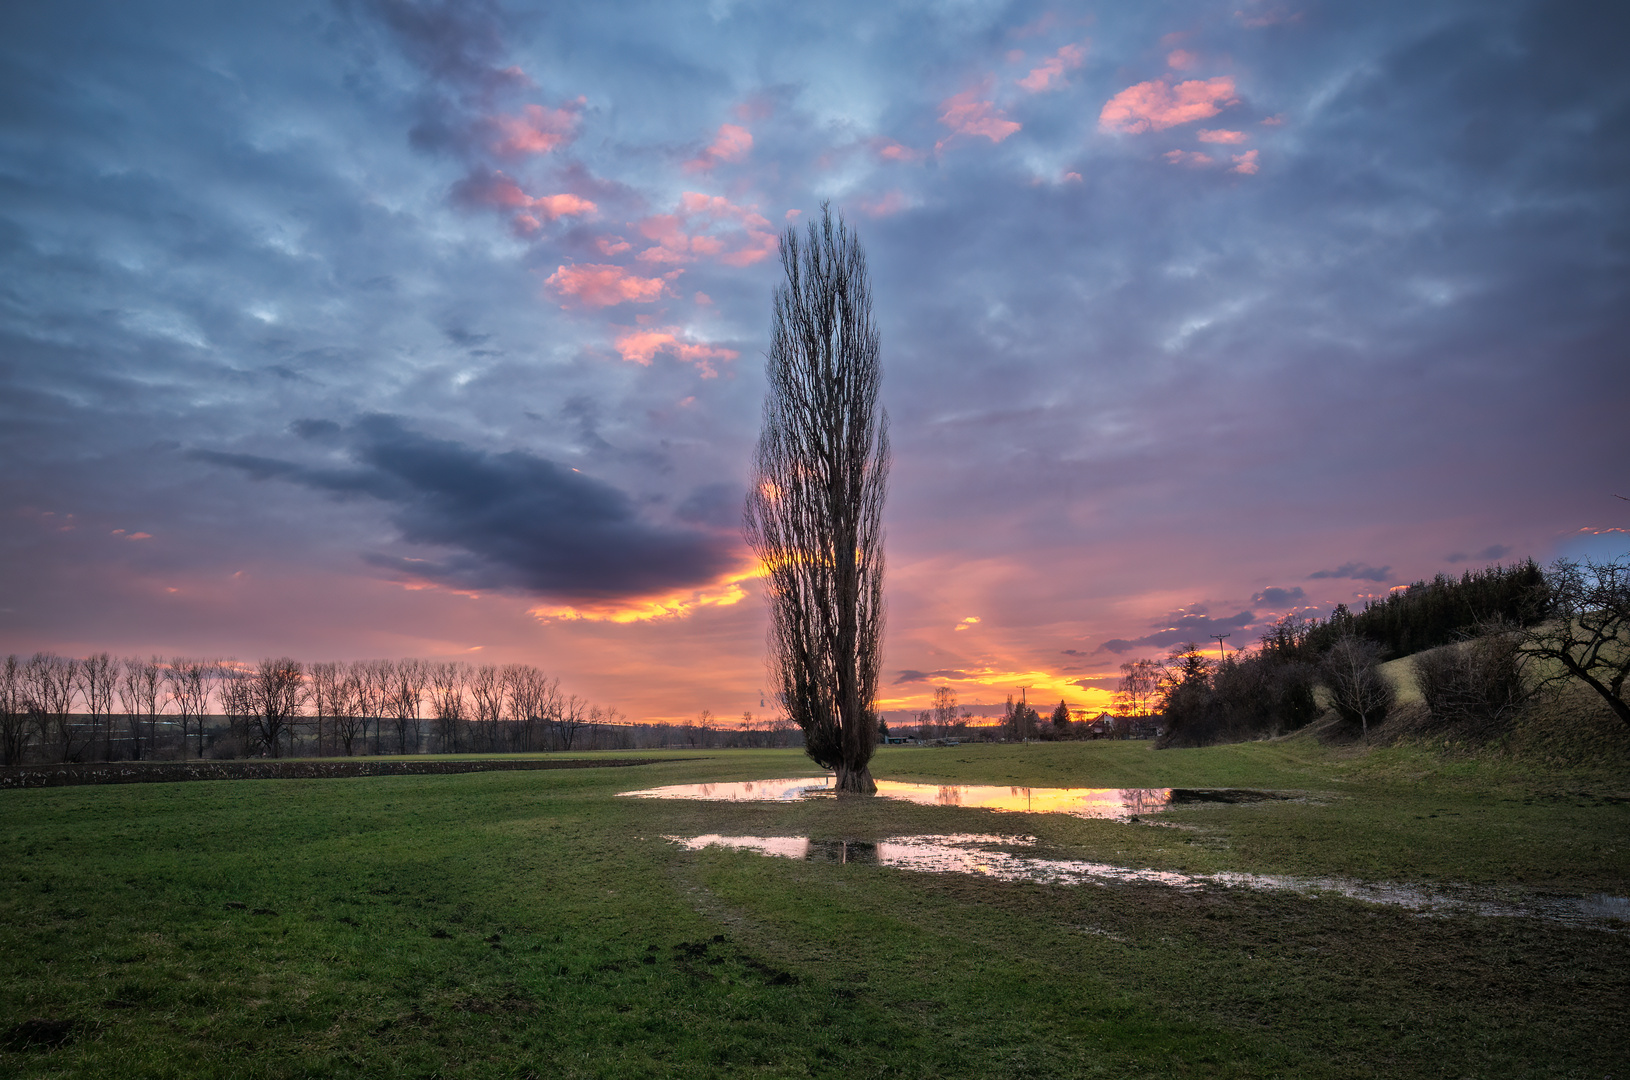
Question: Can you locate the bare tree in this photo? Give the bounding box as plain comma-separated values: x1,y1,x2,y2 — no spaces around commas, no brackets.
1116,659,1161,721
931,685,957,740
308,661,341,756
503,664,556,753
117,657,153,761
468,665,503,752
27,654,84,762
168,659,214,759
1507,555,1630,730
555,694,589,751
332,663,371,756
388,658,428,754
78,653,116,761
1322,635,1396,740
743,203,889,795
428,661,467,753
0,655,30,765
246,658,305,756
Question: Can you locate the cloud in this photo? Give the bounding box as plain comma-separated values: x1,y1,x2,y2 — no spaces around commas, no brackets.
873,139,925,163
634,192,777,267
1231,149,1260,174
612,327,738,377
1308,563,1392,582
1164,149,1215,167
1197,128,1247,144
1017,43,1086,93
489,101,581,156
1098,76,1238,133
1445,544,1513,564
1251,585,1307,606
936,85,1022,148
1097,609,1256,654
683,123,754,172
895,668,976,685
857,190,912,218
1166,49,1199,71
191,416,737,601
452,170,596,234
545,264,670,307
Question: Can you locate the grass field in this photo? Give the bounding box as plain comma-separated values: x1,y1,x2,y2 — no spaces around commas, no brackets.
2,737,1626,1078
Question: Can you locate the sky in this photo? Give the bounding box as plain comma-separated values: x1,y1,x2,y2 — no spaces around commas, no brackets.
2,0,1626,724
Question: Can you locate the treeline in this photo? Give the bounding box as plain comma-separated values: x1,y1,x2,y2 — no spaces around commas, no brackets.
1141,553,1630,748
1301,560,1546,659
0,655,798,765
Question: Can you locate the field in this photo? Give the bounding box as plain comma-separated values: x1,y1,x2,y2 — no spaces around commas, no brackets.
2,737,1626,1078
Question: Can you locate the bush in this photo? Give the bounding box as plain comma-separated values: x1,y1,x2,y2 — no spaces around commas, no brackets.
1412,634,1528,734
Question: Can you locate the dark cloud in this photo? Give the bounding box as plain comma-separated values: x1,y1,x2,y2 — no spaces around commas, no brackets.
1251,585,1306,606
894,668,974,685
1097,610,1257,654
1308,563,1392,583
1445,544,1512,564
192,415,737,600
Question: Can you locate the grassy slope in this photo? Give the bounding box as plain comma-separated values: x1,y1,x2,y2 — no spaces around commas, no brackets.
1,740,1625,1079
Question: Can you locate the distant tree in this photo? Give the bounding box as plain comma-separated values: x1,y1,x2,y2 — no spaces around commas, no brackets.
428,662,467,753
26,654,84,763
388,658,429,754
0,655,29,765
743,204,889,795
876,717,889,742
469,665,503,753
931,685,957,739
555,695,590,750
1050,700,1071,735
77,653,116,761
116,657,156,761
245,658,304,757
167,658,214,759
1321,636,1395,740
308,661,341,756
1116,659,1161,720
332,663,371,756
1505,555,1630,730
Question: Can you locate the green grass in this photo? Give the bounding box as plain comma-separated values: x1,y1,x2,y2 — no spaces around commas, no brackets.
1,739,1626,1078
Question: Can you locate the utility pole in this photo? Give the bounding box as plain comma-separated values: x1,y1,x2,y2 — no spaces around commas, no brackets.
1210,633,1231,663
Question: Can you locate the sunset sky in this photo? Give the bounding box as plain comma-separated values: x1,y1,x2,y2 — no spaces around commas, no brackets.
2,0,1626,723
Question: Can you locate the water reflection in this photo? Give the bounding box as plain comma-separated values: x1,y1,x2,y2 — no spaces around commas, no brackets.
669,833,1630,928
620,778,1174,819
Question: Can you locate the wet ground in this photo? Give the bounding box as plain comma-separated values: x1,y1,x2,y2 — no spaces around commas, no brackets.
668,832,1630,928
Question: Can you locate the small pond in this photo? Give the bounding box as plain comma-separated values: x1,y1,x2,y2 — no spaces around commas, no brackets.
669,833,1630,927
619,777,1181,819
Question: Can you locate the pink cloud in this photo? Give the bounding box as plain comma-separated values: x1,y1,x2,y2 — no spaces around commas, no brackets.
595,235,631,256
1197,128,1247,144
1098,76,1238,134
1063,171,1083,183
453,171,596,235
937,86,1022,149
683,123,753,172
1231,149,1260,175
1018,42,1086,93
545,264,670,307
1235,5,1303,28
874,139,925,163
612,327,738,377
634,192,777,267
1166,49,1199,71
1164,149,1215,168
1261,114,1286,126
857,190,912,218
490,101,582,157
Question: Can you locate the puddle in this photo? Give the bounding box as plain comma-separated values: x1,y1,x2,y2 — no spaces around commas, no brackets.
620,778,1183,819
668,833,1630,928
